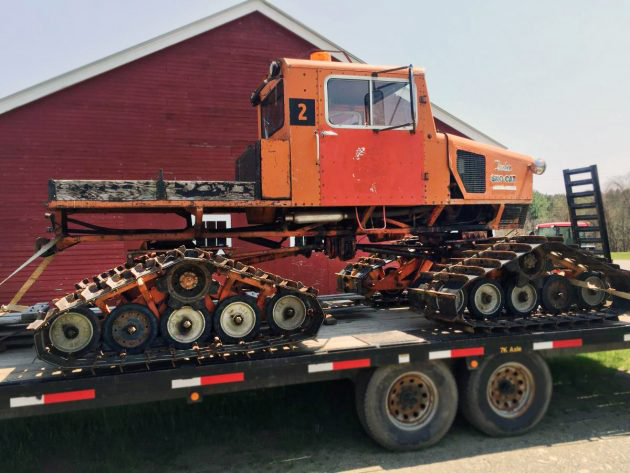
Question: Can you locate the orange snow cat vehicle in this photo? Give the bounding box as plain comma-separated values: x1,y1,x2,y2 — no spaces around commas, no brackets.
45,53,630,370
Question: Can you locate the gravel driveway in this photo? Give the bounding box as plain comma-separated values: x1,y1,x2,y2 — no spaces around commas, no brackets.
616,259,630,271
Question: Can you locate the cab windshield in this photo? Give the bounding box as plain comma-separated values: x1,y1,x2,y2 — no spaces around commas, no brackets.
260,80,284,138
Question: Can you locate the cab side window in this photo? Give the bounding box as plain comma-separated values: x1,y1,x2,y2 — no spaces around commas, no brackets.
327,78,369,126
371,80,412,127
326,77,413,129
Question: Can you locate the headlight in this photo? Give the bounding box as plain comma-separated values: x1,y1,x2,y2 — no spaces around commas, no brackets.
531,158,546,175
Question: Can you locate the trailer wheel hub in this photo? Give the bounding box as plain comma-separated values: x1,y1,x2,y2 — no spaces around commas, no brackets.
386,372,438,429
487,362,534,418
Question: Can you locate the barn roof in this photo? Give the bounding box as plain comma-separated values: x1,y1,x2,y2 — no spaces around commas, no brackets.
0,0,504,147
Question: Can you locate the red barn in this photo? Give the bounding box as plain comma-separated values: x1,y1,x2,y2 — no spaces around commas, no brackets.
0,0,503,305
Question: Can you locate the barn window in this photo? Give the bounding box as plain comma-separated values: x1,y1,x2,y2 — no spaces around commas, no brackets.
191,214,232,249
260,80,284,138
326,76,413,130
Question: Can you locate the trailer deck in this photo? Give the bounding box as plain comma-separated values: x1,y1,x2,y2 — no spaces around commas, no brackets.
1,304,630,421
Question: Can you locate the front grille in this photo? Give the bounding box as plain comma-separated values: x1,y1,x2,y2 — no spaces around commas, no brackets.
500,204,529,228
456,150,486,193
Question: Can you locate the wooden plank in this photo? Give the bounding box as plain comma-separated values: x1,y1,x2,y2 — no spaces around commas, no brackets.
164,181,255,201
51,180,158,201
50,179,256,202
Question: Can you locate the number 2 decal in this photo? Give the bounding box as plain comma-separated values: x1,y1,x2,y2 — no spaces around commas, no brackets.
289,98,315,126
297,103,308,121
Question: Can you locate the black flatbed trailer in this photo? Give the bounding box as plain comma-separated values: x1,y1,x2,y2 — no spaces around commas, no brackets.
1,301,630,450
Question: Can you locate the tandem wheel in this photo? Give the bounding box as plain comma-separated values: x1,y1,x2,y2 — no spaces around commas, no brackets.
354,361,458,451
458,352,552,436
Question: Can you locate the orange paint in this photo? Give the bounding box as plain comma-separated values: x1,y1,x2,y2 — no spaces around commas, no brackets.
261,140,291,199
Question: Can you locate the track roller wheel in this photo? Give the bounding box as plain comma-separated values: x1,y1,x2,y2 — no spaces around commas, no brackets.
214,295,261,343
541,275,574,314
505,282,539,317
356,361,457,451
459,353,552,436
467,278,504,319
575,272,608,310
166,261,212,303
436,281,467,316
160,305,212,349
103,303,158,354
45,307,100,358
266,293,308,335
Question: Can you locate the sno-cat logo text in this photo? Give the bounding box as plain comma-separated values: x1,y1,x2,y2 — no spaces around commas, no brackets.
491,174,516,183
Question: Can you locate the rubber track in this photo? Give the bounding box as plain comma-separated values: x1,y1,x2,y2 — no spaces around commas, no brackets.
35,247,324,368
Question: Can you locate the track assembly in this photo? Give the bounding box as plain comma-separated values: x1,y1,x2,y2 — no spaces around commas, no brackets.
339,235,630,333
34,247,324,368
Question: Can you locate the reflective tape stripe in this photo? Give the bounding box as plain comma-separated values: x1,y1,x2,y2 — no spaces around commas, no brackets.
333,359,370,370
553,339,582,349
172,377,201,389
308,358,370,373
428,350,451,360
451,347,485,358
307,362,333,373
44,389,95,404
10,396,44,408
10,389,95,408
429,347,484,360
200,372,244,385
534,339,582,350
172,372,244,389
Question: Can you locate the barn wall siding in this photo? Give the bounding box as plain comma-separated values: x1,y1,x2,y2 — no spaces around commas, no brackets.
0,12,344,303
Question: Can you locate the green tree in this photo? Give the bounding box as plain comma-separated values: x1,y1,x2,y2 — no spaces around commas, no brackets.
526,191,551,229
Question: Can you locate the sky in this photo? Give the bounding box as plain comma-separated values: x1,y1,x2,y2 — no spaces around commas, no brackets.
1,0,629,193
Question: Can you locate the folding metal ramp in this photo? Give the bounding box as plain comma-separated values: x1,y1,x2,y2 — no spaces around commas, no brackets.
563,165,612,262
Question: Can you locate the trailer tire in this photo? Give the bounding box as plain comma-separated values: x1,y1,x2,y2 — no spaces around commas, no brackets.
354,370,372,433
357,361,457,451
459,353,552,437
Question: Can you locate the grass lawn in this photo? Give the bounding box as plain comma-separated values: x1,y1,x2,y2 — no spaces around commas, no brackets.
612,251,630,260
551,349,630,378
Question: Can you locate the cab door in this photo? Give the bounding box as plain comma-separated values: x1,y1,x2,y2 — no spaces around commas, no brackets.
317,75,425,206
